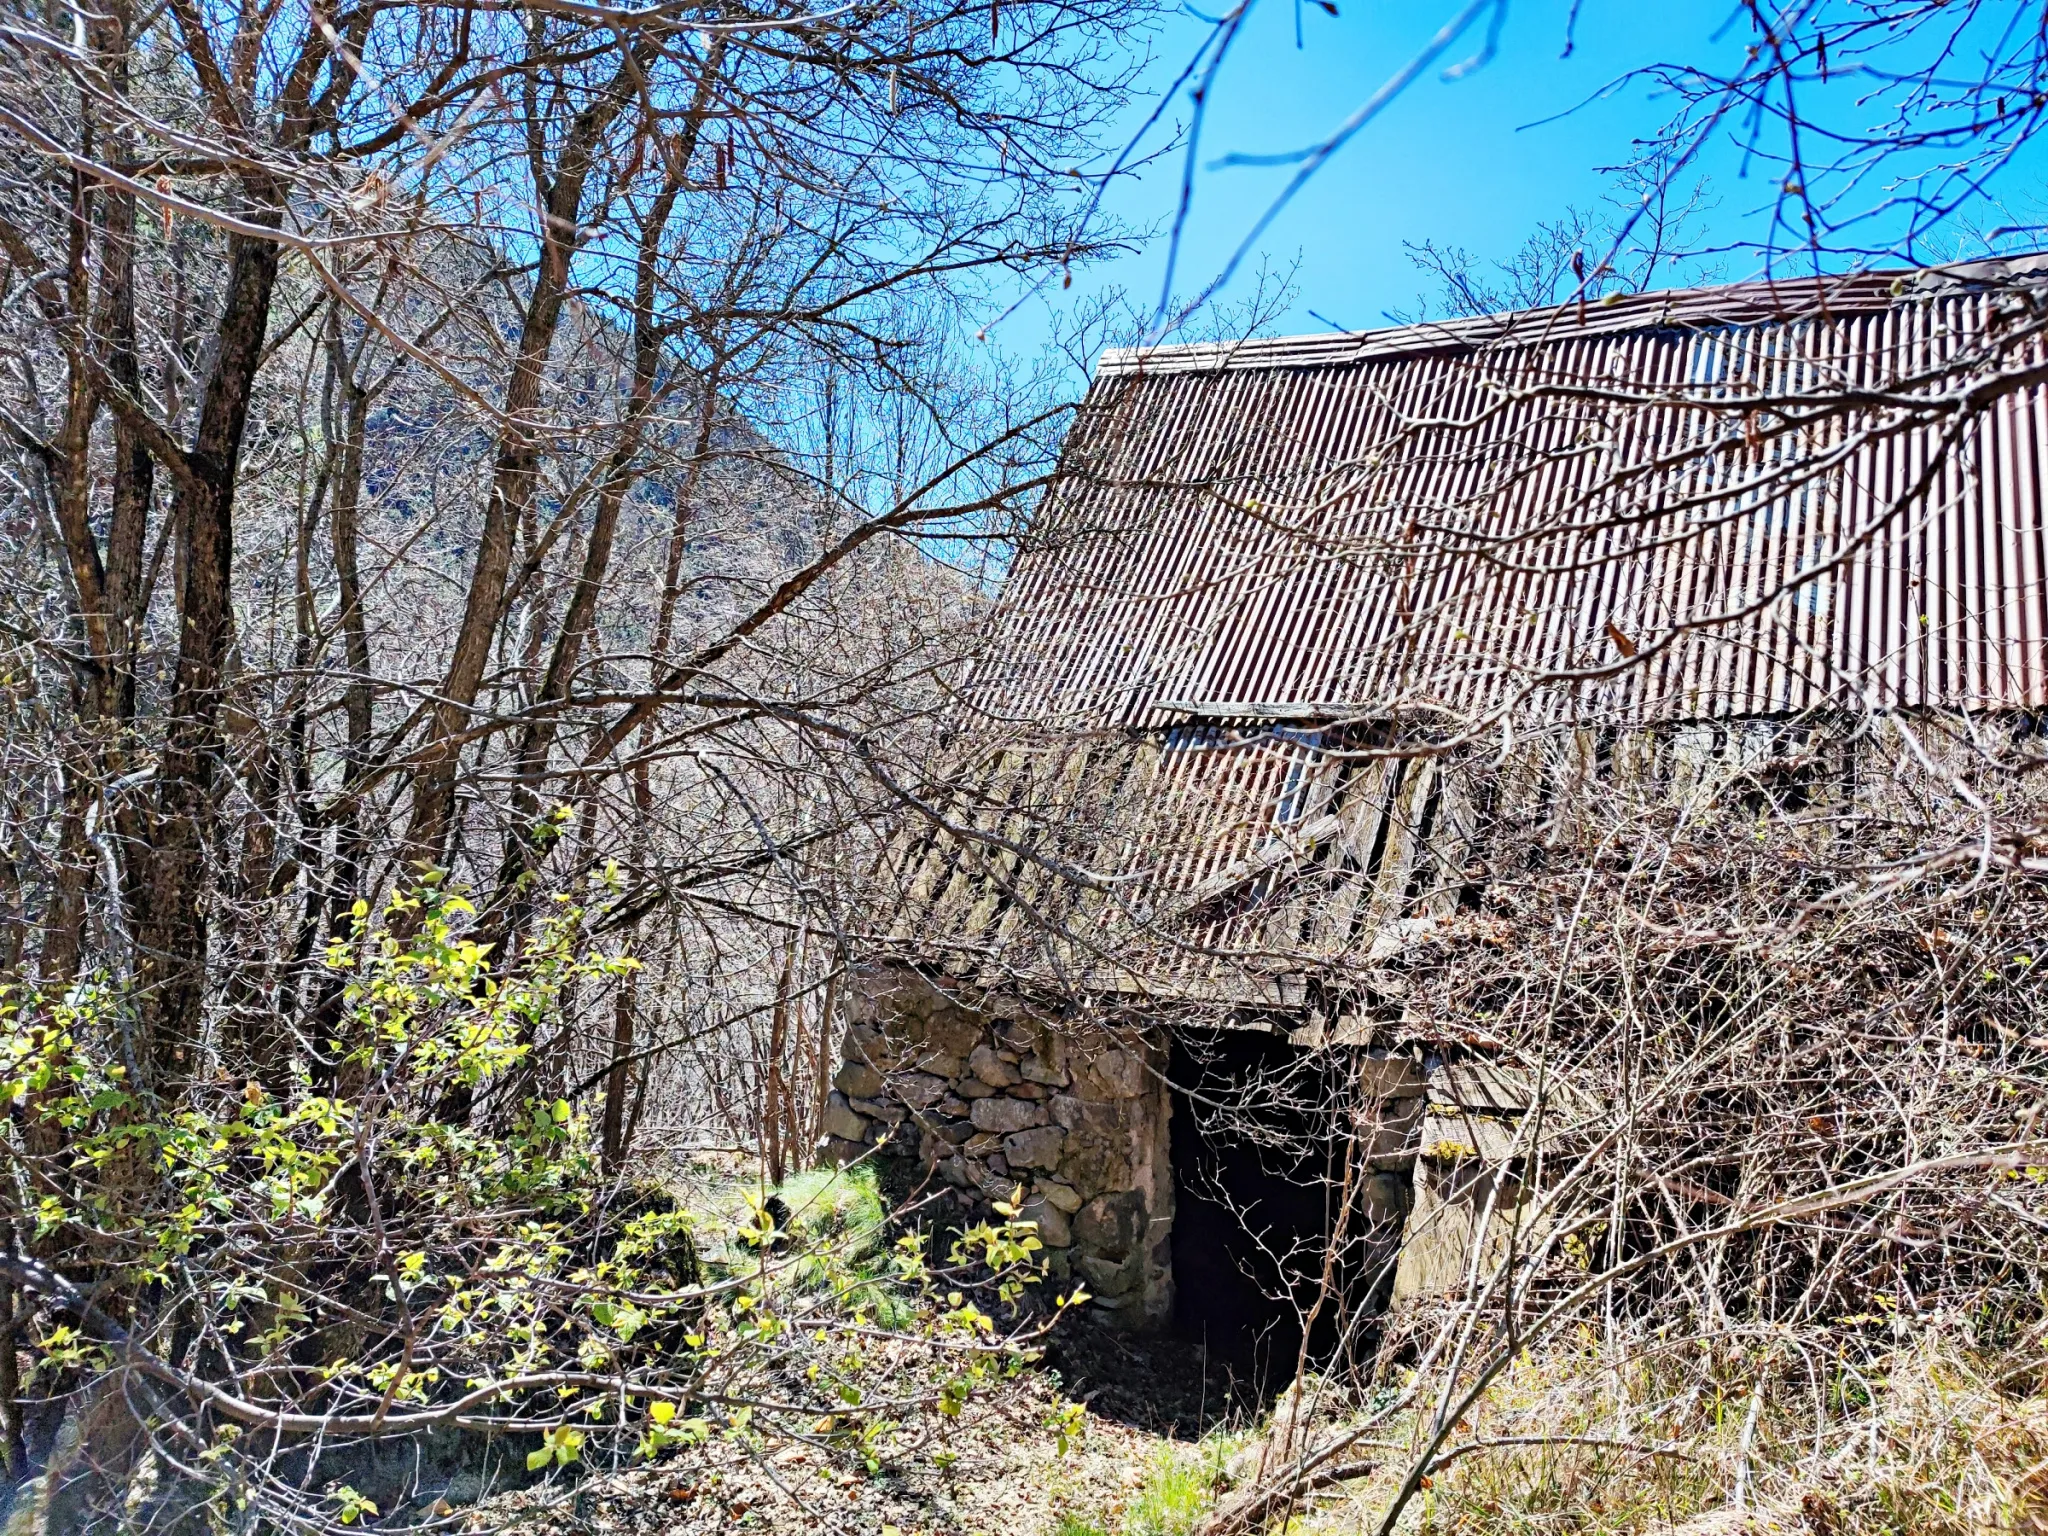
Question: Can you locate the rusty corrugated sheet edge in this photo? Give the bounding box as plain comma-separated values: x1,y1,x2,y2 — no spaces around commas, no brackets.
1098,268,1938,378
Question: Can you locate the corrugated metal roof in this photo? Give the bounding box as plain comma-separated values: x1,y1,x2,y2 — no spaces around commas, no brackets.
883,267,2048,1003
977,266,2048,734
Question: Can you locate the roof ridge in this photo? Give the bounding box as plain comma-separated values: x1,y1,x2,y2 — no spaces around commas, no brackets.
1095,259,2048,378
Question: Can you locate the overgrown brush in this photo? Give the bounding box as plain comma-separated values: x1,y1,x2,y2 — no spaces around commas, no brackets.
1137,1317,2048,1536
0,886,1079,1531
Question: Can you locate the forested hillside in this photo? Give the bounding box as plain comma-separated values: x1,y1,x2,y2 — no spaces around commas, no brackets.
0,0,1144,1519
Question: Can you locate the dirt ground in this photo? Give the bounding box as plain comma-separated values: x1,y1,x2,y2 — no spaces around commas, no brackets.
486,1318,1247,1536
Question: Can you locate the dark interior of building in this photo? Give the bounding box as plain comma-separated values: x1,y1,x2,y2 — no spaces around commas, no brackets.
1166,1028,1401,1398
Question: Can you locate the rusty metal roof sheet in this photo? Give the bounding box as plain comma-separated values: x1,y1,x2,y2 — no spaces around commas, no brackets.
975,267,2048,734
883,268,2048,1004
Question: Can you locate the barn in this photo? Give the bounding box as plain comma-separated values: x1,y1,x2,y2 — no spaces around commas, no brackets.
822,261,2048,1379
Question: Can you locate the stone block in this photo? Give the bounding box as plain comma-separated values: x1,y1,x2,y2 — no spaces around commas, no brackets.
834,1061,884,1099
923,1007,986,1060
842,1021,880,1058
818,1136,866,1166
972,1162,1018,1201
1022,1196,1072,1247
1359,1094,1425,1162
890,1072,949,1109
1011,1082,1046,1100
1056,1136,1133,1194
1051,1099,1137,1191
932,1118,975,1145
970,1096,1044,1134
958,1079,996,1099
1363,1171,1411,1222
939,1094,971,1117
821,1094,868,1144
849,1097,905,1124
1036,1179,1084,1213
938,1156,971,1189
1073,1190,1146,1258
903,1050,963,1081
969,1043,1021,1087
1080,1048,1145,1100
1358,1051,1427,1099
1075,1251,1142,1297
1002,1125,1066,1171
1020,1054,1069,1087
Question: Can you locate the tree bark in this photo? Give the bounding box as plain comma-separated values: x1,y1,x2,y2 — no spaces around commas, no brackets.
402,46,657,870
130,225,280,1096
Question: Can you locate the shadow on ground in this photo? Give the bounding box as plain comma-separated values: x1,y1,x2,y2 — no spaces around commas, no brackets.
1040,1312,1257,1438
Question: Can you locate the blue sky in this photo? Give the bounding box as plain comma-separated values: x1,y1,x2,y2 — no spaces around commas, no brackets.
986,0,2032,353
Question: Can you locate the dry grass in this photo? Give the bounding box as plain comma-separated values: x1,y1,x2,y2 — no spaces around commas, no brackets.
1243,1320,2048,1536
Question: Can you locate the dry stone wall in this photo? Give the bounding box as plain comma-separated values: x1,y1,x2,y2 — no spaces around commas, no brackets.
820,965,1175,1328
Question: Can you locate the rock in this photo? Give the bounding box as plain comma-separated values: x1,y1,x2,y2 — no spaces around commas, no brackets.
968,1043,1021,1087
1049,1094,1083,1129
969,1160,1017,1200
1021,1197,1072,1247
821,1095,869,1143
933,1118,976,1145
1074,1191,1146,1258
985,1153,1010,1179
1003,1125,1066,1171
958,1078,996,1099
922,1007,984,1059
909,1050,964,1080
1084,1048,1145,1099
890,1072,949,1108
1036,1179,1084,1213
938,1156,972,1188
1075,1252,1142,1296
818,1136,867,1166
1020,1054,1069,1087
834,1061,884,1099
842,1023,889,1065
970,1096,1044,1134
939,1094,971,1117
1364,1170,1411,1221
1359,1051,1427,1099
849,1097,904,1124
1011,1082,1046,1100
1054,1117,1133,1190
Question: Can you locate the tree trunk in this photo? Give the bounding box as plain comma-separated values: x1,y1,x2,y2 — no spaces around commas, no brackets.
131,225,280,1098
402,47,657,870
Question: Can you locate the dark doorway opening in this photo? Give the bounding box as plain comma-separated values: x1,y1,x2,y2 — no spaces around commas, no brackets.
1168,1028,1401,1398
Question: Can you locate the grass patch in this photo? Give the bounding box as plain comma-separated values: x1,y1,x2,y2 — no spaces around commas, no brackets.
769,1162,916,1327
776,1162,887,1252
1122,1434,1244,1536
